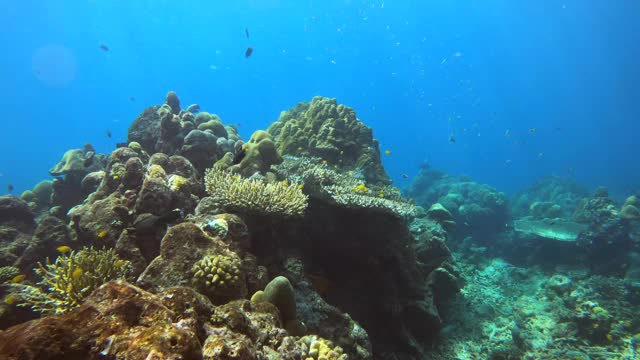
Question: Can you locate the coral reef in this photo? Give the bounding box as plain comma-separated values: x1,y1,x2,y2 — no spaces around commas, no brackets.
512,176,588,219
272,156,415,218
405,167,509,238
6,92,640,359
267,96,390,185
204,167,308,217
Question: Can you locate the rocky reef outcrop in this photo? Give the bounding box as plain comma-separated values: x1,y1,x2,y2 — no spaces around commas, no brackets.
405,167,509,240
0,92,465,360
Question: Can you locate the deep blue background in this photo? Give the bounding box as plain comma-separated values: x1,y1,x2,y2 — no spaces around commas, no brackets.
2,0,639,199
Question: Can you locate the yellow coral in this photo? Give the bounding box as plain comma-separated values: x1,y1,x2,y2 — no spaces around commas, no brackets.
147,164,167,180
168,174,189,192
192,254,240,293
9,247,131,314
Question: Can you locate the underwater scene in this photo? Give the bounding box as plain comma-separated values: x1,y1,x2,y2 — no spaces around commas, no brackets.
1,1,640,359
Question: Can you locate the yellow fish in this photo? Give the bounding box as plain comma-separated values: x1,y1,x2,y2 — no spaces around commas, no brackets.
10,274,26,283
322,160,328,165
384,150,391,155
378,192,385,198
56,245,72,254
354,184,368,193
114,260,128,268
297,184,303,190
72,268,83,280
97,230,108,239
4,295,20,305
339,150,344,155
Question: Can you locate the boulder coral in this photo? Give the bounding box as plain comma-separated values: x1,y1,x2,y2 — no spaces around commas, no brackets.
267,96,390,185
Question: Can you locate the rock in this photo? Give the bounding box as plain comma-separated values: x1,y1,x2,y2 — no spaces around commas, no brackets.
166,91,181,114
68,193,132,246
0,281,202,359
137,223,249,304
128,106,161,153
0,196,34,229
180,129,221,172
135,177,172,216
15,215,72,273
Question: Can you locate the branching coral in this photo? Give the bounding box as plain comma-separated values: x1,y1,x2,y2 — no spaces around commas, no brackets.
272,156,416,218
204,167,308,217
9,247,131,314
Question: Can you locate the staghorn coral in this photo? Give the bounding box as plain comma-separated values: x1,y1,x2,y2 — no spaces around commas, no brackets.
204,167,308,217
9,247,131,314
192,254,241,295
0,266,20,283
272,156,416,218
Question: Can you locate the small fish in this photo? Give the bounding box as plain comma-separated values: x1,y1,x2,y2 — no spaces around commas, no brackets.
106,129,112,138
100,336,114,356
99,43,109,51
129,96,135,102
4,295,19,305
10,274,26,283
57,245,72,254
504,129,511,138
7,184,13,193
449,135,456,143
528,127,537,134
538,152,544,157
297,184,303,190
245,27,250,38
97,230,108,239
384,150,392,155
72,268,83,280
401,173,409,179
245,46,254,58
114,260,128,268
186,104,201,113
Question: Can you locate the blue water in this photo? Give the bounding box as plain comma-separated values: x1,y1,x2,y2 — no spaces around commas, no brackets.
2,0,639,198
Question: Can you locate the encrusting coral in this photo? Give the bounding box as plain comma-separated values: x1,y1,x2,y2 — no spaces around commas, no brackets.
9,247,131,314
204,167,308,217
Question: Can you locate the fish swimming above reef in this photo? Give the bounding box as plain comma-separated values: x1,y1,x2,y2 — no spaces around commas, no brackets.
449,135,456,143
245,27,250,38
245,46,254,58
128,208,184,236
99,43,109,51
129,96,135,102
106,129,112,138
7,184,13,193
186,104,201,113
